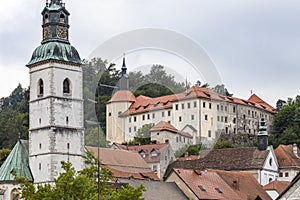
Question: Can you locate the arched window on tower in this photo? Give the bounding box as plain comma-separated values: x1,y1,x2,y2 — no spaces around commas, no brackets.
60,14,65,23
63,78,71,95
45,14,49,23
38,79,44,97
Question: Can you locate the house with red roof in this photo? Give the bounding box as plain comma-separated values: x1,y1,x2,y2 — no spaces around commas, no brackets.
107,84,275,148
150,121,193,152
263,180,290,200
86,147,160,181
111,143,175,179
275,144,300,182
165,168,271,200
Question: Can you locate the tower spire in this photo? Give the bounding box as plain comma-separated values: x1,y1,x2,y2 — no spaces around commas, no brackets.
118,53,129,90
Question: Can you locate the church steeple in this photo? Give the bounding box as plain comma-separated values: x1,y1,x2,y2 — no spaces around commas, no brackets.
118,54,129,90
42,0,70,44
27,0,81,66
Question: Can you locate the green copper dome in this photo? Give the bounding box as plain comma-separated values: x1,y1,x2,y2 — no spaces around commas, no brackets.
27,42,81,66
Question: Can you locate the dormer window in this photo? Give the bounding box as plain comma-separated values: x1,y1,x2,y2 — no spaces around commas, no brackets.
60,14,65,23
38,79,44,97
140,151,146,158
151,150,158,157
63,78,71,95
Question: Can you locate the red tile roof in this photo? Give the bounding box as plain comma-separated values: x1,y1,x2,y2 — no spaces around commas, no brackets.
210,169,272,200
119,86,275,116
150,121,193,138
263,180,290,194
127,143,167,163
86,146,159,181
108,90,136,103
177,155,199,161
164,147,270,179
172,168,241,200
275,144,300,167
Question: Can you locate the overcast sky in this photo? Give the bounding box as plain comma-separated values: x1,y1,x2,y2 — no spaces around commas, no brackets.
1,0,300,106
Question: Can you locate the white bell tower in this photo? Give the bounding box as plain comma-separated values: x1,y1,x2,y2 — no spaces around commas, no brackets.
27,0,84,184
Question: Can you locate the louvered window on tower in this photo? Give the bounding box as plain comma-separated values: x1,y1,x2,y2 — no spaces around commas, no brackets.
38,79,44,97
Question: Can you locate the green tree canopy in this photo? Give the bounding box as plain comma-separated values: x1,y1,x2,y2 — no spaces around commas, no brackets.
270,95,300,147
17,151,145,200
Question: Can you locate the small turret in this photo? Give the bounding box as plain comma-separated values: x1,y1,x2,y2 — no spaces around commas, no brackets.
257,118,268,151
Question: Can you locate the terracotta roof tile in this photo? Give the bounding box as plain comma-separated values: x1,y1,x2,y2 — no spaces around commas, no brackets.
263,180,290,194
127,143,167,163
118,86,275,116
164,147,269,179
172,168,241,200
150,121,193,138
177,155,199,161
108,90,136,103
275,144,300,167
86,147,159,180
210,169,272,200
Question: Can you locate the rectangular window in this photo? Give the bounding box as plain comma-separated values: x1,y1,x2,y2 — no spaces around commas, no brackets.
279,172,283,177
129,127,132,133
208,130,211,137
221,116,224,122
225,127,228,133
217,116,220,121
182,104,185,109
225,106,227,111
285,172,289,177
175,104,179,110
188,102,191,109
153,165,157,172
134,127,137,132
205,115,208,121
129,117,131,123
225,117,228,123
234,128,236,133
203,102,206,108
221,105,223,110
147,114,150,120
233,106,236,113
162,112,165,117
109,113,112,116
134,116,137,122
184,137,186,143
142,115,145,120
194,101,197,108
191,115,194,120
168,110,171,116
233,118,236,124
152,113,155,119
176,136,179,143
209,103,212,109
217,105,220,110
179,116,182,122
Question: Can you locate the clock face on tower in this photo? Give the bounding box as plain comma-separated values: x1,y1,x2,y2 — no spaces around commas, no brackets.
57,26,68,39
43,27,50,40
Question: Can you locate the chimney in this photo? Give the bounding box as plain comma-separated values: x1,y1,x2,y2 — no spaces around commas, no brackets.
293,143,298,157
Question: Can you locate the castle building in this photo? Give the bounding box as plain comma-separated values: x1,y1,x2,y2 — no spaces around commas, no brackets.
26,0,84,184
107,77,276,146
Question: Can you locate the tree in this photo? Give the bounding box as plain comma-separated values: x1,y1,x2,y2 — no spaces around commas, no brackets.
212,84,233,96
0,148,11,166
270,95,300,147
17,151,146,200
129,65,185,97
133,124,154,145
213,141,234,149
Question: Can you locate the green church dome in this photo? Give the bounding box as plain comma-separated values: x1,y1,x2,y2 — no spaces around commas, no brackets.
27,42,82,66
